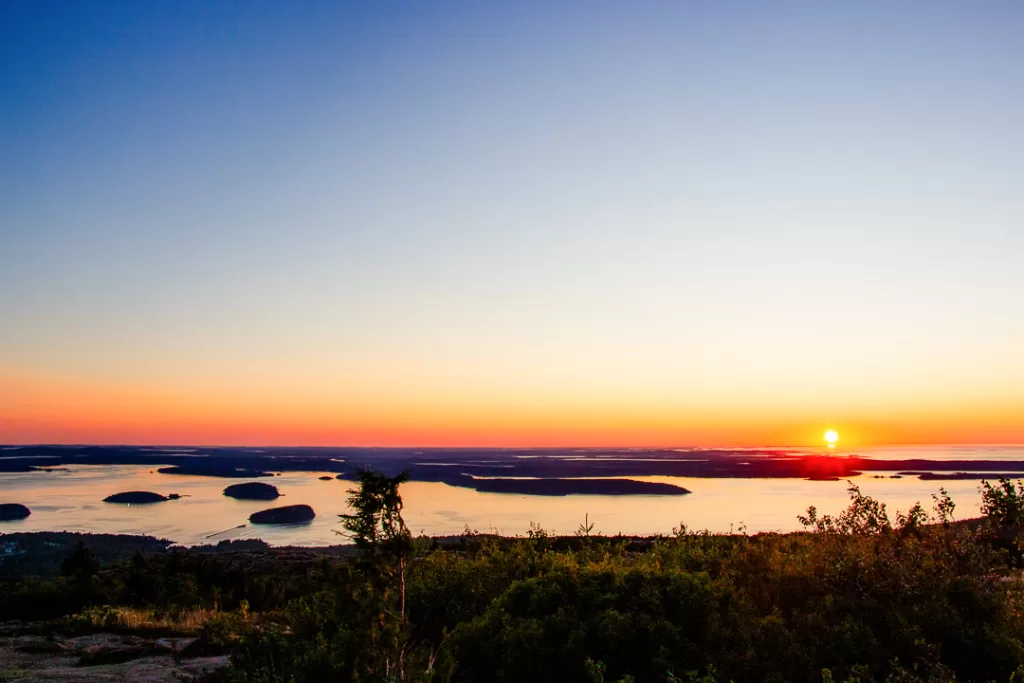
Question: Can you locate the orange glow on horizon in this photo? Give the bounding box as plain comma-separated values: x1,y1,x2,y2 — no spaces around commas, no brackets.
2,368,1022,448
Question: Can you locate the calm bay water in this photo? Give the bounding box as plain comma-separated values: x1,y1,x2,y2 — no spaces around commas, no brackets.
1,445,1022,546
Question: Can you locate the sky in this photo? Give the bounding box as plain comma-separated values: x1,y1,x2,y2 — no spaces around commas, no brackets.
2,1,1023,448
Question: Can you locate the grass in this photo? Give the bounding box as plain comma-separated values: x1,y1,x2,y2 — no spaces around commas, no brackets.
67,605,224,634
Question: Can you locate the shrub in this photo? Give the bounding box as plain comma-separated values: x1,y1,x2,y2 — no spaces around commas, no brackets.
981,478,1024,527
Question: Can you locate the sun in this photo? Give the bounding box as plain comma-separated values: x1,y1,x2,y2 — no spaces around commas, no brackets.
824,430,839,448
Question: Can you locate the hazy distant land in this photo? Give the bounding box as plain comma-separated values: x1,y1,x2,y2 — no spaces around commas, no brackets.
3,445,1024,494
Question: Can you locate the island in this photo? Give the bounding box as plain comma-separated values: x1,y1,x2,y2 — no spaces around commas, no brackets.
158,465,273,478
249,505,316,524
467,478,690,496
223,482,281,500
103,491,172,504
0,503,31,521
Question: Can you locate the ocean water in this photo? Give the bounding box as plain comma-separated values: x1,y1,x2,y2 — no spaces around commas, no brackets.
1,445,1021,546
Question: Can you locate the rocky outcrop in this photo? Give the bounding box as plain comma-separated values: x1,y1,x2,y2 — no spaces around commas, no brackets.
249,504,315,524
0,503,31,521
223,482,280,501
0,631,229,682
318,476,333,481
102,492,169,504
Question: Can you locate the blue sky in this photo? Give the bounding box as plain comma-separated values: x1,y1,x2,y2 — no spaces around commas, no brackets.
1,1,1022,445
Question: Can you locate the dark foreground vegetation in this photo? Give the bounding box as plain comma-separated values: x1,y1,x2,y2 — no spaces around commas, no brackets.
5,477,1024,682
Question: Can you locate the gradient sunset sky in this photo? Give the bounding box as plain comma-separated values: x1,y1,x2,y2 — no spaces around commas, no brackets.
2,2,1022,448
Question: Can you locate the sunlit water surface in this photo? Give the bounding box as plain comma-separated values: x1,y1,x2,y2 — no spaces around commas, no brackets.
2,445,1022,546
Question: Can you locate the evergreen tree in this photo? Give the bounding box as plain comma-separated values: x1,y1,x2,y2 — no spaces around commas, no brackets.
339,469,413,681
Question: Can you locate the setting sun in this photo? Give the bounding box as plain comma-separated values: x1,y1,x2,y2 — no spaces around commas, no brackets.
824,430,839,446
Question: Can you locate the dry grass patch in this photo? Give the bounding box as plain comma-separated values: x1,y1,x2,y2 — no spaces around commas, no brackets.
68,605,223,634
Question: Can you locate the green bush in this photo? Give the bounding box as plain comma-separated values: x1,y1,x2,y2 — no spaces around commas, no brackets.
981,478,1024,527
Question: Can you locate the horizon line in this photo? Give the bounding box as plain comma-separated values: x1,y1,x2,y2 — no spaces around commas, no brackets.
4,442,1024,451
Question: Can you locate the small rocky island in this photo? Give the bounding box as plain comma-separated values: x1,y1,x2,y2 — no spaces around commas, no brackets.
103,491,176,504
249,504,315,524
223,482,281,500
0,503,31,521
